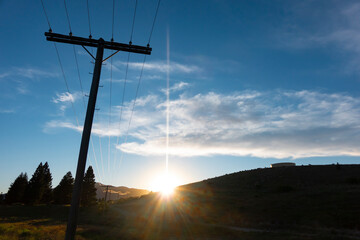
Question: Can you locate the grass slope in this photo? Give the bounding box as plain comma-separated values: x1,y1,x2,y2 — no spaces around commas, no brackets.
178,164,360,229
1,164,360,239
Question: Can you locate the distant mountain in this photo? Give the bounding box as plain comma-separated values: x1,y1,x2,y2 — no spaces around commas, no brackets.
95,183,149,200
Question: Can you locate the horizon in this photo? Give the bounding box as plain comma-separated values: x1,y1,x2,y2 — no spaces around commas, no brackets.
1,0,360,194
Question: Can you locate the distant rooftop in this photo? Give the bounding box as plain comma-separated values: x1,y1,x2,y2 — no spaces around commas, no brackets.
270,162,296,168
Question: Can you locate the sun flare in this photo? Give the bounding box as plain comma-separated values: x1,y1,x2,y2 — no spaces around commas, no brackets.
150,172,180,197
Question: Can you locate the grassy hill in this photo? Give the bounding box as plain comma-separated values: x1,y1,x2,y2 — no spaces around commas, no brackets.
112,164,360,239
1,164,360,239
177,164,360,229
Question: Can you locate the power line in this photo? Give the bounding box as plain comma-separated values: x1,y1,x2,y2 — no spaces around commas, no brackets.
40,0,52,31
39,0,103,183
53,43,79,126
129,0,138,43
86,0,92,38
73,45,103,183
112,0,139,175
114,0,161,174
96,114,106,181
148,0,162,44
54,41,106,183
117,55,147,170
111,0,115,41
43,3,152,237
113,52,130,172
63,0,72,35
108,54,113,179
73,46,86,108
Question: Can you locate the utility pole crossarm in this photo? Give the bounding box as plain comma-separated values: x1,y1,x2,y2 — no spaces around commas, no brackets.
45,32,152,55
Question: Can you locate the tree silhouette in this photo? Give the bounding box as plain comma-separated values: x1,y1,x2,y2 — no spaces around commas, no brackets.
6,173,28,204
24,162,53,204
54,171,74,204
81,166,97,206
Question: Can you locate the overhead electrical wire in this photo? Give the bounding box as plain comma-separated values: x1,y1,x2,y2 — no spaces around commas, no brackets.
148,0,162,44
112,0,140,173
111,0,115,41
40,0,104,182
116,55,147,170
73,47,86,108
63,0,72,35
41,0,162,185
115,0,162,171
86,0,92,38
73,46,103,183
40,0,52,31
62,0,105,182
108,56,113,178
53,44,79,127
130,0,138,43
108,0,115,182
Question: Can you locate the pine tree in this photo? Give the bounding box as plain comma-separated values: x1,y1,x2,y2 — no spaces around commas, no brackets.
81,166,97,206
6,173,28,204
24,162,53,204
54,171,74,204
41,162,53,203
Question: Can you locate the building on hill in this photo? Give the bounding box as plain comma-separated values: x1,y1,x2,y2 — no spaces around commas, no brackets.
271,162,296,168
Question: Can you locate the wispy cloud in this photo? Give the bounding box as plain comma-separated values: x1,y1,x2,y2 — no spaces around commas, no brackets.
0,109,15,114
112,60,202,74
161,81,190,93
13,67,58,79
0,67,58,80
277,1,360,73
52,92,81,103
0,67,59,95
45,89,360,159
102,78,133,84
52,92,83,114
0,73,10,79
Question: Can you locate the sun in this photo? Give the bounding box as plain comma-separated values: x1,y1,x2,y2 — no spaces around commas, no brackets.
150,172,180,197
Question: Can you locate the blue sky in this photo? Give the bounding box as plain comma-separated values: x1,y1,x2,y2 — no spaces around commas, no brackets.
1,0,360,193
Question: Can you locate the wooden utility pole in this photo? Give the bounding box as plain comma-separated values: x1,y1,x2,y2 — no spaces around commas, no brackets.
101,185,111,202
45,31,151,240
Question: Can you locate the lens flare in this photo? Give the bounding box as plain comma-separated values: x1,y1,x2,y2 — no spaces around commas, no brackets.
150,172,180,197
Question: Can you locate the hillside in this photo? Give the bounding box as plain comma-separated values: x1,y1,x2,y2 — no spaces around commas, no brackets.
175,164,360,229
1,164,360,239
95,183,149,200
112,164,360,239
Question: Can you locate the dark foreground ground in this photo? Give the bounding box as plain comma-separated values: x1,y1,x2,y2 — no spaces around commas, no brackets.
1,164,360,239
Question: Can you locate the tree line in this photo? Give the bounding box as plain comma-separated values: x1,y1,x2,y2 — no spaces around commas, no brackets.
4,162,97,206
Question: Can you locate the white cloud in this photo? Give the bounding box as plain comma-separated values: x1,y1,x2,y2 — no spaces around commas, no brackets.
278,2,360,59
45,89,360,159
0,73,10,79
161,81,190,93
52,92,83,114
0,67,58,80
52,92,80,103
13,67,58,79
112,60,202,74
0,109,15,114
